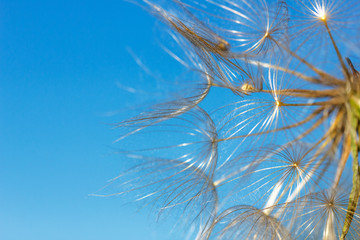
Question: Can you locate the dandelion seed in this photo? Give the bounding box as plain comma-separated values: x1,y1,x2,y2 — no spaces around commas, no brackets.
207,205,292,240
289,188,360,239
241,82,254,92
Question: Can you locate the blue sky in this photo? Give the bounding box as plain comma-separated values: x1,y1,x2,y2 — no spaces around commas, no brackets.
3,0,359,239
0,0,183,239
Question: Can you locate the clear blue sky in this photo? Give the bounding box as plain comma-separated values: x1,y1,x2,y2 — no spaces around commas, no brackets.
3,1,357,239
0,0,183,239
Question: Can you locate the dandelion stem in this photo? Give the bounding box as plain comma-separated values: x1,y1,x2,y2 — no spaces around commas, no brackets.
216,106,326,142
246,59,326,85
260,89,339,98
324,22,351,80
211,83,340,100
341,98,360,238
341,139,360,239
271,38,342,85
269,100,339,107
246,59,343,86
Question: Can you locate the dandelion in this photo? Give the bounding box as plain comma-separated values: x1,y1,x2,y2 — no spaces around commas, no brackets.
99,0,360,239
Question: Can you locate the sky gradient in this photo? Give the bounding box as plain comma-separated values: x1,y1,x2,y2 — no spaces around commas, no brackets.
0,0,182,239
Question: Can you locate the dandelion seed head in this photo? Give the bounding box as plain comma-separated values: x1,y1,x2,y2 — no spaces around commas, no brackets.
111,0,360,238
